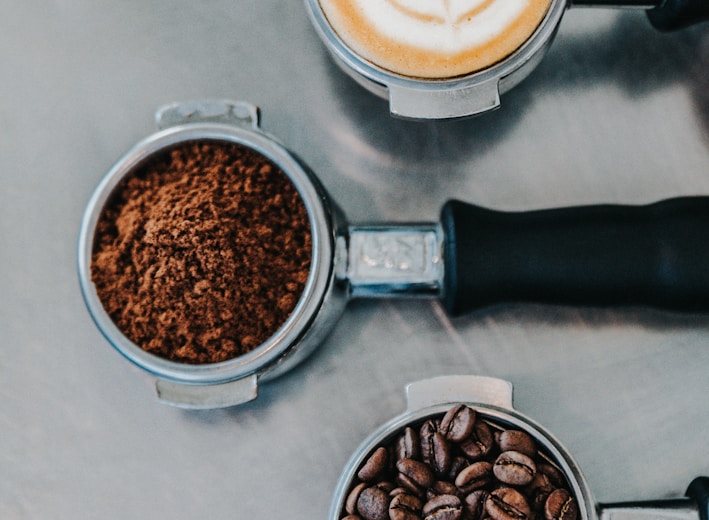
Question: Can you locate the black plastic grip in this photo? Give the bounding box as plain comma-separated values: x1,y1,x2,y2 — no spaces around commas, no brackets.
687,477,709,520
647,0,709,31
440,197,709,316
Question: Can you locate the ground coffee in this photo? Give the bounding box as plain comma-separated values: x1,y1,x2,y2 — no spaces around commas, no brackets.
91,140,312,364
342,403,579,520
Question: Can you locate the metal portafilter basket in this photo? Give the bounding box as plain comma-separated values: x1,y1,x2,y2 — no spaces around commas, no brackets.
329,375,709,520
304,0,709,120
78,100,709,409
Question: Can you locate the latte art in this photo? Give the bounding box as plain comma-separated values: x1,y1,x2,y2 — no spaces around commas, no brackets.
319,0,553,78
372,0,531,51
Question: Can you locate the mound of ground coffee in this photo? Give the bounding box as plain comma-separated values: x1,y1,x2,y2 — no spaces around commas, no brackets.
91,140,312,364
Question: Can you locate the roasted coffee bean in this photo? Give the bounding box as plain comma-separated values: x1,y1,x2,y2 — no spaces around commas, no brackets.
544,488,578,520
397,458,435,490
390,487,409,497
420,419,440,439
448,456,469,482
460,420,494,460
537,463,566,490
342,515,363,520
498,430,537,458
455,461,493,494
423,494,463,520
359,447,388,481
425,432,452,477
525,473,555,511
420,422,437,464
464,490,489,520
357,486,390,520
397,473,425,497
346,482,367,515
486,487,531,520
373,481,395,493
493,451,536,486
390,493,423,520
396,427,420,462
428,480,460,501
440,404,477,442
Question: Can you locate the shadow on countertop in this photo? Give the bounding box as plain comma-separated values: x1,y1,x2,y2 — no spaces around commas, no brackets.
318,11,707,161
177,296,709,425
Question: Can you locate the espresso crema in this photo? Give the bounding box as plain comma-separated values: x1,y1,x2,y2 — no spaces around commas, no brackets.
318,0,553,79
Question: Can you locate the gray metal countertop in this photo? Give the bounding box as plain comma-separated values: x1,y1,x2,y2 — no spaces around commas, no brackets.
1,2,708,518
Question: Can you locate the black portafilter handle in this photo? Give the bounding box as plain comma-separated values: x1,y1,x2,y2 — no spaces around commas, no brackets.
440,196,709,316
647,0,709,30
598,477,709,520
688,477,709,520
571,0,709,30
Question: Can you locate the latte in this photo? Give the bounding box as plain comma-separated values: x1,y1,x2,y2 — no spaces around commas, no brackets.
318,0,554,79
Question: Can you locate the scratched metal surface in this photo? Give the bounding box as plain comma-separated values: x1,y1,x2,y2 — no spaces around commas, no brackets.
1,2,708,518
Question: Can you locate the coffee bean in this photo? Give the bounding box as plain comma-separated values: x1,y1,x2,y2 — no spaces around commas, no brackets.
537,463,566,489
440,404,476,442
525,473,555,511
420,419,440,439
447,456,469,482
464,490,489,520
358,447,388,482
427,480,459,501
397,474,422,497
396,427,420,462
342,515,363,520
498,430,537,458
357,486,390,520
346,482,367,515
455,461,493,494
544,488,578,520
493,451,536,486
460,420,494,460
373,481,395,493
427,432,452,477
390,493,423,520
390,487,409,498
397,458,435,490
420,421,438,464
486,487,531,520
423,494,463,520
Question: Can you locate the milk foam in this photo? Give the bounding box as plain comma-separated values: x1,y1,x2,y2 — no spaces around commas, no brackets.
319,0,552,78
362,0,529,52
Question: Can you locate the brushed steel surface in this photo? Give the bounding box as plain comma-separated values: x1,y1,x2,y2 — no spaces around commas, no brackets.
1,2,708,519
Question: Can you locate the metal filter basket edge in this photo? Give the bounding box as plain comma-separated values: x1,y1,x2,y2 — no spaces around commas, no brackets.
77,100,348,408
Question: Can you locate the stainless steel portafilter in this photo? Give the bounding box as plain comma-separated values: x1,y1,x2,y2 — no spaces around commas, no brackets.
329,375,709,520
304,0,709,120
78,100,709,409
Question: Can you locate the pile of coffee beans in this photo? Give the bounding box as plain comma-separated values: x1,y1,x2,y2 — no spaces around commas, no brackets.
340,404,579,520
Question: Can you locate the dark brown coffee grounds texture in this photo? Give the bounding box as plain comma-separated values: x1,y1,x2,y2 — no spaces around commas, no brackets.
91,140,312,364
